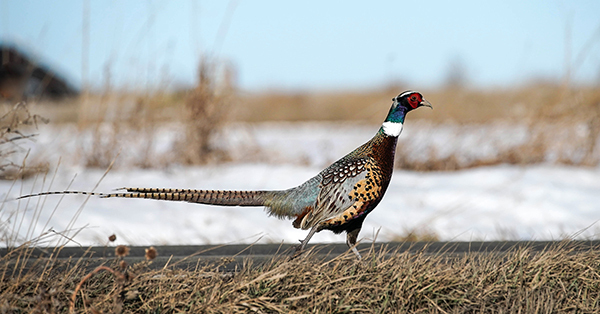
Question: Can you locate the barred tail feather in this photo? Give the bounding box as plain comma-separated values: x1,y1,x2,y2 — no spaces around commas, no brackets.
19,188,277,207
104,188,273,206
17,191,107,199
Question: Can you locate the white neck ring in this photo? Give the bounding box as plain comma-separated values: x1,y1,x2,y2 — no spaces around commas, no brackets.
382,121,403,137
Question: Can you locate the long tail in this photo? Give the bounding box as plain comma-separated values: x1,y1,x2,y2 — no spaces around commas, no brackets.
17,187,278,207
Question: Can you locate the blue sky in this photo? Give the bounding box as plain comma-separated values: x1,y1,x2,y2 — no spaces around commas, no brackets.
2,0,599,91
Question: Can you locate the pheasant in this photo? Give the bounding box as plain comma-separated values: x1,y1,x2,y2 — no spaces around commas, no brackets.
19,91,432,258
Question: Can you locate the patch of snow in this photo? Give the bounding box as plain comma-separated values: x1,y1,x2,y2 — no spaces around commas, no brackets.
2,163,600,246
1,121,599,246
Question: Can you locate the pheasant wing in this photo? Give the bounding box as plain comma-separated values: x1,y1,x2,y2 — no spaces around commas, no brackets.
298,157,385,229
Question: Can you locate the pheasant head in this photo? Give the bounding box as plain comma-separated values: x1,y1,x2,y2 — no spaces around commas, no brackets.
382,90,432,137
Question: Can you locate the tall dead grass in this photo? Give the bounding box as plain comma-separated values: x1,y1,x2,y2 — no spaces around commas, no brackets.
75,92,170,169
2,241,599,312
175,57,233,165
5,82,599,172
236,84,600,125
394,84,600,170
70,57,233,169
0,102,49,179
238,84,600,170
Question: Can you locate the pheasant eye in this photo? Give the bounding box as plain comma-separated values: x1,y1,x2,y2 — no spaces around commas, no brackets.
406,93,420,108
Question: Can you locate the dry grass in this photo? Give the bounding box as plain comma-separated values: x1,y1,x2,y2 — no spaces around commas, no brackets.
235,84,600,124
2,242,600,313
39,57,234,169
0,102,49,179
2,85,599,311
4,82,599,172
175,57,233,165
74,93,171,169
232,83,600,170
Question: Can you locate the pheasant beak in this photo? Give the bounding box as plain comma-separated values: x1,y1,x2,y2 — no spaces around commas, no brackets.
420,99,433,109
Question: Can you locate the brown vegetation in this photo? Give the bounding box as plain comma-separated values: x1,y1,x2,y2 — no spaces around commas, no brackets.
1,82,598,174
0,102,49,179
175,57,233,165
20,57,234,170
239,84,600,170
2,83,599,312
235,84,600,124
2,242,599,312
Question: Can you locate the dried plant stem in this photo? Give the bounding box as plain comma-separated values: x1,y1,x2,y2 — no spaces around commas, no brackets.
69,265,125,314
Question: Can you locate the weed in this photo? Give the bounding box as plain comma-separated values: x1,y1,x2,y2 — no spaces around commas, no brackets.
175,57,233,165
2,242,600,312
0,102,49,179
7,83,599,171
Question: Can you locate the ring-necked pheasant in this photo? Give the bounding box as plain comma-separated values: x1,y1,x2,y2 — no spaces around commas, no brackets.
19,91,432,258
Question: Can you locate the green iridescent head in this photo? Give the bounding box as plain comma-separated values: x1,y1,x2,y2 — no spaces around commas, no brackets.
385,91,433,124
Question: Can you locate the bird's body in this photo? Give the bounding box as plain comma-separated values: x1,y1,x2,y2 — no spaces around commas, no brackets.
19,91,432,258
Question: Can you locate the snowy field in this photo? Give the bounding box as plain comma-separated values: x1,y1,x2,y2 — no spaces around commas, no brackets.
1,122,600,247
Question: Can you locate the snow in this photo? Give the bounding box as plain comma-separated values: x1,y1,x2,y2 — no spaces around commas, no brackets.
1,122,600,247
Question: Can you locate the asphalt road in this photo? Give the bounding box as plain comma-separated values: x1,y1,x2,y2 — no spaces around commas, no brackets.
3,241,599,272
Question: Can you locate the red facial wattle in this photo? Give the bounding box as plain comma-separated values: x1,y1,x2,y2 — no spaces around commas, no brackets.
407,93,422,109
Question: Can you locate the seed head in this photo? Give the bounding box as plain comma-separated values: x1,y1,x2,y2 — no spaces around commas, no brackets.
115,245,130,257
145,246,158,260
